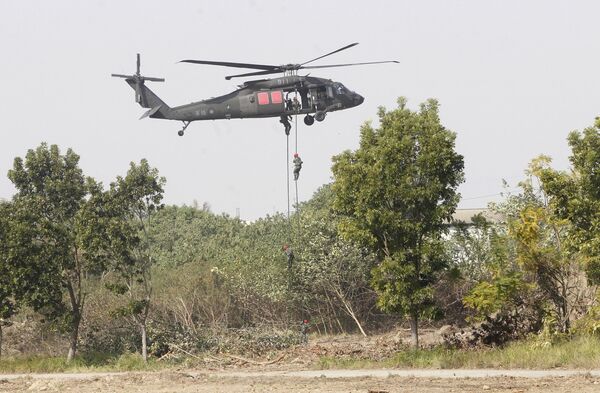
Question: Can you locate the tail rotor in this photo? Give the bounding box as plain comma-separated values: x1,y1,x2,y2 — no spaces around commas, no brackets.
112,53,165,105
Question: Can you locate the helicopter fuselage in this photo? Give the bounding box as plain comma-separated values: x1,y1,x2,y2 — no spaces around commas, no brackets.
153,75,364,122
114,47,391,135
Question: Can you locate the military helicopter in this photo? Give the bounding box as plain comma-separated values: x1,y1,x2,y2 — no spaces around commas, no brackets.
112,43,398,136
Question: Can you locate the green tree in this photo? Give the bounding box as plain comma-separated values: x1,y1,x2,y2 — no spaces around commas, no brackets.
331,98,464,348
467,156,589,333
7,143,95,361
81,160,165,361
0,201,15,358
520,156,591,332
538,120,600,284
114,160,165,361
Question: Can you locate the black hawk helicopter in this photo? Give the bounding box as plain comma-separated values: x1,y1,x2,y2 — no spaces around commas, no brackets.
112,43,398,136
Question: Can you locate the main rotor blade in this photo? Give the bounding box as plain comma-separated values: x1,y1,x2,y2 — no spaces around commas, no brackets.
300,42,359,67
302,60,400,70
225,69,281,80
143,77,165,82
180,59,277,71
136,53,141,75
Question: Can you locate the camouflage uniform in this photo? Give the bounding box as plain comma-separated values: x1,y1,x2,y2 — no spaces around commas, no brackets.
300,319,310,344
283,245,294,269
280,115,292,135
292,96,301,112
293,155,303,181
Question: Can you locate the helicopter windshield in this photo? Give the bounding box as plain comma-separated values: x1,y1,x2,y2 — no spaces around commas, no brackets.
333,83,347,95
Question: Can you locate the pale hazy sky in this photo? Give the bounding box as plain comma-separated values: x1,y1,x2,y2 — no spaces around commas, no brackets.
1,1,599,220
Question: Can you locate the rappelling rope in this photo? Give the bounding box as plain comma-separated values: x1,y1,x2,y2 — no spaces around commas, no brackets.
286,131,291,241
285,93,302,244
293,110,300,236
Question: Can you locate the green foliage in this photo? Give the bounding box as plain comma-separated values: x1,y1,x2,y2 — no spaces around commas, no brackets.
6,143,97,360
88,159,166,361
331,98,464,344
333,99,464,254
507,157,585,332
293,185,377,334
105,283,128,296
572,300,600,337
370,246,445,318
110,299,150,318
469,156,586,335
446,215,512,283
0,202,17,323
463,272,530,320
143,204,292,327
538,121,600,284
148,205,244,267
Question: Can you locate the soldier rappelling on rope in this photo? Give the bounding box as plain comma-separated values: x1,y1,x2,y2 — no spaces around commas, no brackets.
282,244,294,269
280,114,292,135
293,153,303,181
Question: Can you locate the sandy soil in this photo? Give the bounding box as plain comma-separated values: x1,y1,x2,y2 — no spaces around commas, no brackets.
1,370,600,392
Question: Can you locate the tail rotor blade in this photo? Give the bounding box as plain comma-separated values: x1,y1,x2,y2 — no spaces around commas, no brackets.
111,73,134,79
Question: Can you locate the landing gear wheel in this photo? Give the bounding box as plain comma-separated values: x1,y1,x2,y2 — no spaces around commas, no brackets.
304,115,315,126
315,111,326,122
177,121,191,137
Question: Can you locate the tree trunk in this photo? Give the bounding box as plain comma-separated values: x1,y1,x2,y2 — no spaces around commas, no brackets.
0,323,3,359
67,313,81,362
409,311,419,349
334,288,367,337
66,279,82,363
141,322,148,362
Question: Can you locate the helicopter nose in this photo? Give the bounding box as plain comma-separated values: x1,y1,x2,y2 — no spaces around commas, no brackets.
354,94,364,106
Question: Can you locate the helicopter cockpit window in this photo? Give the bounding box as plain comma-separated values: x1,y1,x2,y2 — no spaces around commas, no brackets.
334,83,346,95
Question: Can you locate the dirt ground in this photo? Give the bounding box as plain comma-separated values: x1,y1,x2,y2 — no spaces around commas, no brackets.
2,370,600,393
2,331,600,392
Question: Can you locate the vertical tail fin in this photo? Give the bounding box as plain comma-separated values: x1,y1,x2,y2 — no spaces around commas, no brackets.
124,79,171,119
112,54,171,119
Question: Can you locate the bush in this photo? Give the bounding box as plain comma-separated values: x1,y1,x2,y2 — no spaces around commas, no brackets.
572,303,600,337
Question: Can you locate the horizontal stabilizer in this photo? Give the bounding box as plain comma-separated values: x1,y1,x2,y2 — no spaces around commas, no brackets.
139,105,162,119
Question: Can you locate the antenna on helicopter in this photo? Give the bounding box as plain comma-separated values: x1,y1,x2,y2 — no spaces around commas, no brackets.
112,54,165,106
